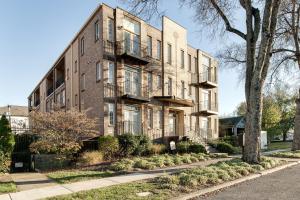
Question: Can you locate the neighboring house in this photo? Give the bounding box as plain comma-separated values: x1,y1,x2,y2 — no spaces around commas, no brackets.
219,116,245,137
0,105,29,134
28,4,219,142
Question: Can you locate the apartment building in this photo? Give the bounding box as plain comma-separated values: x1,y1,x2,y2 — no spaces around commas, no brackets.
28,4,219,142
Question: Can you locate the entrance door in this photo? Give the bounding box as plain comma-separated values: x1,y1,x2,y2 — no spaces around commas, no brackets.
168,113,177,136
124,105,141,135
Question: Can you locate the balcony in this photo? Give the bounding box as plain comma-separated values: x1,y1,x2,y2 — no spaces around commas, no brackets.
55,78,65,88
103,40,115,61
47,86,54,97
104,83,115,99
190,69,217,89
153,96,194,107
116,39,150,65
34,99,40,107
192,101,218,116
117,121,144,135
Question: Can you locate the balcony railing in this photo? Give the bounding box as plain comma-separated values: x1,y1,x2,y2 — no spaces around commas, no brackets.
103,40,115,55
47,86,54,96
117,121,144,135
104,83,115,98
34,99,40,107
56,78,65,88
190,68,217,88
192,101,218,116
199,68,217,83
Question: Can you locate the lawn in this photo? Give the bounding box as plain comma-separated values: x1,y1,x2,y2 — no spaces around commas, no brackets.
47,170,119,184
0,181,17,194
47,158,285,200
268,141,292,151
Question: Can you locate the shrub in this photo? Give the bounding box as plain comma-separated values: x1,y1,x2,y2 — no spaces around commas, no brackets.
149,144,166,155
178,173,198,187
110,158,134,171
0,115,15,154
156,175,179,189
76,151,104,166
117,134,139,157
133,135,152,156
0,151,10,173
215,142,237,154
98,136,119,160
189,143,207,154
176,141,190,153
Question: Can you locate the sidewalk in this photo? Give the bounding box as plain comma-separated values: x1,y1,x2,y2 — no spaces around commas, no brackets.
0,158,231,200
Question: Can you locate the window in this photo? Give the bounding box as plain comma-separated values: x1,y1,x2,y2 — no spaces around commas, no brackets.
81,73,86,91
56,93,61,104
157,75,162,88
147,36,152,56
108,62,115,84
168,77,172,95
189,85,192,96
181,50,184,68
96,62,101,81
108,18,114,41
75,94,78,106
158,110,163,129
67,68,70,80
148,72,152,92
147,108,153,128
194,57,197,72
80,37,84,56
188,54,191,71
108,103,115,125
157,40,161,60
167,44,172,64
61,90,65,106
95,20,100,41
181,81,185,99
74,60,78,73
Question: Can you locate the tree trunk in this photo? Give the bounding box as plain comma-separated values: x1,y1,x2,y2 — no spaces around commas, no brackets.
243,83,263,163
292,96,300,150
283,132,287,142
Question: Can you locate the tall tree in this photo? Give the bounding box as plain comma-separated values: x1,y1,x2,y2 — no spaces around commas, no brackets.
124,0,282,163
0,115,15,155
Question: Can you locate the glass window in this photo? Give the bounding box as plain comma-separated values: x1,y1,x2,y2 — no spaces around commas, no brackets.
66,68,69,80
181,81,185,99
167,44,172,64
148,72,152,92
168,77,172,95
96,62,101,81
95,20,100,41
61,90,65,106
108,62,115,84
148,108,153,128
74,60,78,73
108,103,115,125
158,110,163,129
157,40,161,60
189,85,192,96
75,94,78,106
181,50,184,68
188,54,191,71
147,36,152,56
194,57,197,73
108,18,114,41
81,73,85,91
80,37,84,56
157,75,162,88
123,18,140,34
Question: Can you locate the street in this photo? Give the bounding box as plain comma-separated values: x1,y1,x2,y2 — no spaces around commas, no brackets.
197,164,300,200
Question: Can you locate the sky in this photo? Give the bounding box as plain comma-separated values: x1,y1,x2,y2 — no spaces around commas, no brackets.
0,0,246,115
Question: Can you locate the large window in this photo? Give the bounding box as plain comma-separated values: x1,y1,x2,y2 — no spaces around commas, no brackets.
167,44,172,64
108,103,115,125
95,20,100,41
158,110,163,129
148,72,153,92
108,18,114,41
147,108,153,129
147,36,152,56
125,66,141,96
168,77,172,95
157,40,161,60
108,62,115,84
181,50,184,68
96,62,101,81
80,37,84,56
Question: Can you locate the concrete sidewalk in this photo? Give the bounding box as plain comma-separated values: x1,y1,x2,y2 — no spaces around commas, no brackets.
0,158,230,200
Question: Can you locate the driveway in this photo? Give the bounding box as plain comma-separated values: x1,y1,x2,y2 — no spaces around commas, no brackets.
196,164,300,200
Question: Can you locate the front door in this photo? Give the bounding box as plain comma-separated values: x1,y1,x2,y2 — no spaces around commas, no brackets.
168,113,177,136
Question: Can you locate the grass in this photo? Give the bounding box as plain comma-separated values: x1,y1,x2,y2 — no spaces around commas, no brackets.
268,141,292,151
47,157,285,200
47,170,119,184
270,150,300,158
0,181,17,194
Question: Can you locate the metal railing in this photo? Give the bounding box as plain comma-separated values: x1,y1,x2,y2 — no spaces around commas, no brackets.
47,86,54,96
34,99,40,107
56,78,65,88
117,39,149,60
117,121,144,135
199,68,217,83
193,101,218,112
103,40,115,55
104,81,149,99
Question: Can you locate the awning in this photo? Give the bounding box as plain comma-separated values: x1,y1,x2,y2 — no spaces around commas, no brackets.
153,96,195,107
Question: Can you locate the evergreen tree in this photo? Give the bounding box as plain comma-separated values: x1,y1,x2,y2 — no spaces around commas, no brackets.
0,115,15,154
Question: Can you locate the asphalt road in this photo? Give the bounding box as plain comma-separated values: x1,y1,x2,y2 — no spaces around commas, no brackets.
196,163,300,200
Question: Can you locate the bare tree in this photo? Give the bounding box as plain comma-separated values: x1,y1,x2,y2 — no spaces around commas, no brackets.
123,0,282,163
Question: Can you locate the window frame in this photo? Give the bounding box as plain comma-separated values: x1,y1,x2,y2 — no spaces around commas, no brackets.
108,103,115,126
147,35,152,57
80,37,85,56
108,18,114,42
181,50,184,69
188,54,192,71
96,61,101,82
95,20,100,41
147,108,153,129
81,73,86,91
167,43,172,64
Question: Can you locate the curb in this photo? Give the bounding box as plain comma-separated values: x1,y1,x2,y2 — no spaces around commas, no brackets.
174,161,300,200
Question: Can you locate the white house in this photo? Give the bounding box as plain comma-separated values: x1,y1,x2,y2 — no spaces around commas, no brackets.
0,105,29,134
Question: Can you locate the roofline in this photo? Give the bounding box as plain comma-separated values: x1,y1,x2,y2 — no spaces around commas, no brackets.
163,15,187,30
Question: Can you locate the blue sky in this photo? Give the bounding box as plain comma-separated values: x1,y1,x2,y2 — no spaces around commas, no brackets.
0,0,245,115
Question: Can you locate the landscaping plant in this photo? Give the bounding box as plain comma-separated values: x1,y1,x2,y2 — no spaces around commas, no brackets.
98,136,119,160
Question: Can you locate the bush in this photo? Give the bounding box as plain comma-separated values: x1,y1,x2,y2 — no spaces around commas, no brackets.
77,151,104,166
117,134,139,157
110,158,134,171
149,144,166,155
0,151,10,173
189,143,207,154
215,142,237,154
156,175,179,189
176,141,190,153
98,136,119,160
133,135,152,156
